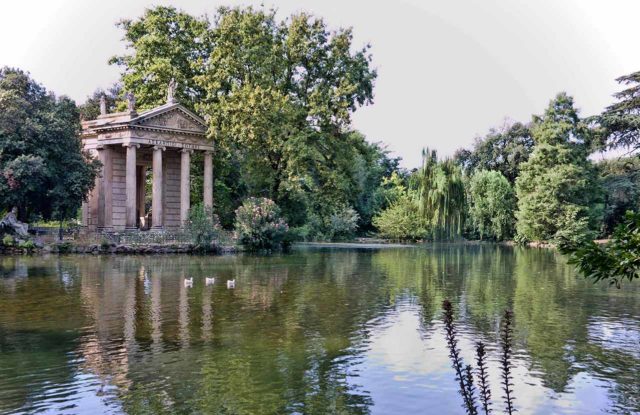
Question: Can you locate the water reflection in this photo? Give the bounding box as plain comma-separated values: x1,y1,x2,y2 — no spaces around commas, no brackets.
0,246,638,414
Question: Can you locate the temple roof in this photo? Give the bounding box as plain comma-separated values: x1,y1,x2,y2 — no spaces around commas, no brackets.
82,102,207,137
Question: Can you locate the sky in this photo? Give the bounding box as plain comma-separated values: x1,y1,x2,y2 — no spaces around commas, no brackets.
2,0,639,168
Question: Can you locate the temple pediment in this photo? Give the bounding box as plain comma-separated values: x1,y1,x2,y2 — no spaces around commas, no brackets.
133,104,207,134
81,90,212,152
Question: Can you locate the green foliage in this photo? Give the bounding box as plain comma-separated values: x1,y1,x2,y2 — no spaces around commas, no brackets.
416,149,466,240
372,173,428,240
17,240,35,251
111,6,387,236
2,234,14,247
373,195,427,241
326,206,360,241
562,211,640,287
109,6,211,112
515,93,602,245
184,204,221,250
597,157,640,235
595,70,640,152
0,67,100,223
234,197,289,250
455,121,533,184
77,83,122,120
467,170,516,241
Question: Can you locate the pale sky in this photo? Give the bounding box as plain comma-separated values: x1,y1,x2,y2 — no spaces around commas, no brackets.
1,0,639,167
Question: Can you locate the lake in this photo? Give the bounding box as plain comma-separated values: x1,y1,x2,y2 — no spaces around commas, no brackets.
0,245,638,414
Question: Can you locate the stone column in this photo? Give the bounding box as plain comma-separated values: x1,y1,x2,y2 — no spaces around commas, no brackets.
88,149,100,230
137,166,146,224
180,149,192,225
124,143,139,230
152,146,165,230
98,146,113,231
203,151,213,208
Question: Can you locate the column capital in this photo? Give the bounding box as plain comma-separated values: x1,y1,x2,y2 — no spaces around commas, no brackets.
153,145,166,152
203,150,214,156
123,143,140,149
180,148,194,154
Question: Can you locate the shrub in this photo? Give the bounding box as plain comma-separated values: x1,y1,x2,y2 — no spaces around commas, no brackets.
2,234,14,247
56,241,73,253
18,240,35,252
326,206,359,241
373,195,428,241
185,204,221,251
100,238,111,250
234,198,289,251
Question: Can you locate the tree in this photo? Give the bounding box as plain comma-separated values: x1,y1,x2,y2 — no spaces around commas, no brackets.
597,157,640,235
109,6,212,112
416,149,466,240
110,6,380,235
0,67,100,223
562,211,640,287
372,173,427,241
454,121,533,184
596,70,640,152
515,93,602,246
467,170,516,241
77,83,122,120
197,7,376,218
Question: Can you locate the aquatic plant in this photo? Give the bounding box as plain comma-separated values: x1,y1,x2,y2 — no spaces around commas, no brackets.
475,341,491,414
500,310,516,415
442,299,478,415
442,301,517,415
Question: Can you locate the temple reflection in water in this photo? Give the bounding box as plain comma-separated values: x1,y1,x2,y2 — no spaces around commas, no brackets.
0,247,638,414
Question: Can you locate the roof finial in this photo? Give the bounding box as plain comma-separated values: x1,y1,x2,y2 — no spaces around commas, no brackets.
167,78,178,104
125,91,136,114
99,95,107,116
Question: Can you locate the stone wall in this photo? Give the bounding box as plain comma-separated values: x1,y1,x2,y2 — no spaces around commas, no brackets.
111,147,126,230
163,150,181,230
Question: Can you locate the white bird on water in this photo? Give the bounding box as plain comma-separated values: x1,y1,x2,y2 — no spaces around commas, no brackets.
184,277,193,287
205,277,215,286
226,279,236,289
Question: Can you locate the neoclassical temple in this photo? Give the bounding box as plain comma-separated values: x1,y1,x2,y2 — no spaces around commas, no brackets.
81,85,214,232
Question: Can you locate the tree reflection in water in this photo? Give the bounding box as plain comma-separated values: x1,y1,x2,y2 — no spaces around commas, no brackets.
0,246,638,414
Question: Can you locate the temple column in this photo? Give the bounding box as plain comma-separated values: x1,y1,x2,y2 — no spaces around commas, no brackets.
97,145,113,231
152,146,165,230
137,166,146,226
180,149,192,225
124,143,139,230
203,151,213,209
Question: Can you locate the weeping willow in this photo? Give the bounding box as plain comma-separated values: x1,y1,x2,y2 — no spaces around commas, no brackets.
415,148,466,240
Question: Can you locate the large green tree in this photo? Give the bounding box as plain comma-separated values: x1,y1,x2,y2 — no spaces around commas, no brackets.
467,170,516,241
515,93,602,246
416,149,466,240
109,6,211,112
454,121,533,184
0,67,100,222
596,70,640,152
110,6,381,234
77,83,122,120
597,157,640,235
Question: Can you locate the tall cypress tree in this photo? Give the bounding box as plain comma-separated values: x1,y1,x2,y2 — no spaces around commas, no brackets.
515,93,602,246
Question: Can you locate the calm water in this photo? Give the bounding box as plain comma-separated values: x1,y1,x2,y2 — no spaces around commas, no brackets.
0,245,638,415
